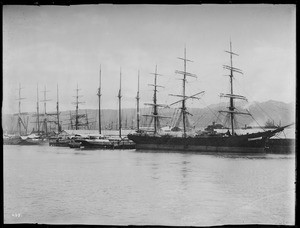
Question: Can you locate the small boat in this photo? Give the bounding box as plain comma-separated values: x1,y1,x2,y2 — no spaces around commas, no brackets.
49,137,72,147
3,134,22,145
108,136,136,149
68,140,82,148
18,134,47,145
73,134,114,149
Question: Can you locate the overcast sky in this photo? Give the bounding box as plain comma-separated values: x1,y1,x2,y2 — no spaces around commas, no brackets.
3,4,295,115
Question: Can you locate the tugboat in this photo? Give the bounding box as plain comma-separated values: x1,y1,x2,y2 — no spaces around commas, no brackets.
128,43,291,153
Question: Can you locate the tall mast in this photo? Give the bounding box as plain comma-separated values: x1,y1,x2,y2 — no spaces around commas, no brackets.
37,84,40,133
229,41,234,134
18,83,22,135
182,48,187,136
219,40,249,135
16,83,26,135
41,85,50,135
69,111,73,130
144,65,169,134
153,66,158,133
72,84,85,130
56,84,60,133
97,65,102,134
76,84,79,130
118,68,122,138
85,110,90,130
171,47,198,137
136,70,140,131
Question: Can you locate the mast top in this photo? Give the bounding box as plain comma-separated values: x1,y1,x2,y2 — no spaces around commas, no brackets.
98,65,102,97
118,67,122,99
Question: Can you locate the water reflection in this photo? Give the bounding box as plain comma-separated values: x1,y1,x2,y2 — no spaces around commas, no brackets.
4,145,295,225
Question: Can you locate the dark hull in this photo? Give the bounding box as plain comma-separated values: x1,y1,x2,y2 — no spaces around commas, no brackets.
113,141,136,149
18,139,47,145
72,138,136,150
267,138,295,154
128,130,282,153
3,137,22,145
68,141,82,148
75,141,136,149
75,140,114,149
49,139,72,147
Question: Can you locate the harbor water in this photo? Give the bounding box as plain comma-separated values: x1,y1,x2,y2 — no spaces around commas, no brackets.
4,144,295,226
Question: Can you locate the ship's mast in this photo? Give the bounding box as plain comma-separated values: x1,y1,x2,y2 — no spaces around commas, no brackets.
154,66,159,133
56,84,60,133
229,41,235,134
73,84,85,130
182,48,187,136
75,84,79,130
118,68,122,138
17,83,22,135
144,65,169,134
36,84,40,133
16,83,27,135
136,70,140,131
97,65,102,134
85,110,90,130
171,47,199,137
219,40,250,135
41,85,50,135
69,111,73,130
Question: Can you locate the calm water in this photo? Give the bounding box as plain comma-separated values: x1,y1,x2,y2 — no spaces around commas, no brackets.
4,145,295,226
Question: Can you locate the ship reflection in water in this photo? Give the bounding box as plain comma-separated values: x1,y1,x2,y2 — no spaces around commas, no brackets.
4,145,295,226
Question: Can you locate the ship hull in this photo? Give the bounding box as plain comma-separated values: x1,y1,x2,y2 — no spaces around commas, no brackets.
75,139,114,149
267,138,295,154
134,143,265,153
49,139,72,147
3,137,22,145
128,130,281,153
18,139,47,145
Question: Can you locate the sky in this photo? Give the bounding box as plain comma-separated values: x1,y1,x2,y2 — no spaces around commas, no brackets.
2,4,296,115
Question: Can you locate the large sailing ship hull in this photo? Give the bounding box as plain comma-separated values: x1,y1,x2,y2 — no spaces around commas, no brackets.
267,138,295,154
128,129,285,153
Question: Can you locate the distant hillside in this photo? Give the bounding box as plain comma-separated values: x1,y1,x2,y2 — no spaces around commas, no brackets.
2,100,295,134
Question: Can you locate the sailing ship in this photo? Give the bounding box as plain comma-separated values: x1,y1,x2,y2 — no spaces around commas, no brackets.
3,84,29,145
73,67,135,149
48,84,74,147
72,66,112,149
18,84,48,145
128,43,291,153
